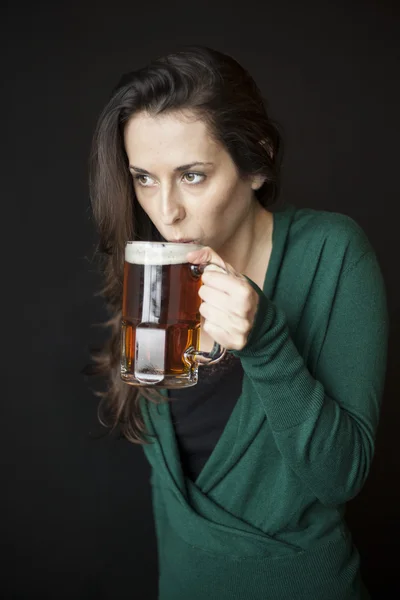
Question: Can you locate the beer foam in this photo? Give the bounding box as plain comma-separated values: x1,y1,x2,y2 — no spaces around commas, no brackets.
125,242,203,265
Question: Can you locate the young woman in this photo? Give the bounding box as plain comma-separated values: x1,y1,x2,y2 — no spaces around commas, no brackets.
87,45,388,599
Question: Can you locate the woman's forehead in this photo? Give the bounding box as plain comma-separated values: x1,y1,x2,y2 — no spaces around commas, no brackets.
124,110,221,165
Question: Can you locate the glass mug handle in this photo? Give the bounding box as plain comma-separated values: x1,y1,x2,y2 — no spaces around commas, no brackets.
185,262,227,366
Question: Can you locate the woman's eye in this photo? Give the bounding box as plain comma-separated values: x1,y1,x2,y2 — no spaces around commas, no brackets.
133,174,154,186
132,172,206,186
182,172,206,184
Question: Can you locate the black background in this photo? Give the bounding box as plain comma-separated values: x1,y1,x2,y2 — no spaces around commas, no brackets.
2,0,399,598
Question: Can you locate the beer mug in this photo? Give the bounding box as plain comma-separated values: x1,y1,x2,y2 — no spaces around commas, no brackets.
120,242,226,388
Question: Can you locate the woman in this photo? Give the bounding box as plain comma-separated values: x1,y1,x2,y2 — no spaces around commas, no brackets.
87,45,388,599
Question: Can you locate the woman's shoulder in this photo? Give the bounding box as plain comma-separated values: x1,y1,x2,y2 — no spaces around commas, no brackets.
285,204,375,265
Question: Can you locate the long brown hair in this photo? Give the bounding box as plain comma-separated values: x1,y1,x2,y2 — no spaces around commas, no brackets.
84,45,283,444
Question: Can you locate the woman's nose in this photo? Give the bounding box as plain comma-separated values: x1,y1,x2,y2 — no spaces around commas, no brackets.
159,190,185,225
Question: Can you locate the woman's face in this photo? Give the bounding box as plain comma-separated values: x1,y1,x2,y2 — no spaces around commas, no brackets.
123,110,264,252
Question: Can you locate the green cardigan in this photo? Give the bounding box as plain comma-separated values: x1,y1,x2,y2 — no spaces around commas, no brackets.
140,203,388,600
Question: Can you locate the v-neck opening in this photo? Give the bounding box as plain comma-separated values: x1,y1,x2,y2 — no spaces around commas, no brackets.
156,202,296,491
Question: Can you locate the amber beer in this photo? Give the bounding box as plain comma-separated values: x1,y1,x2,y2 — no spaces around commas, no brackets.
121,242,220,388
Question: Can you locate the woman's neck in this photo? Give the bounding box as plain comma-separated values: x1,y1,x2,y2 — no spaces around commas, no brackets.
218,202,273,282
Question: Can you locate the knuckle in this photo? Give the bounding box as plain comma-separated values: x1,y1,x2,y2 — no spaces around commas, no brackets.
240,297,253,317
243,320,252,335
234,317,248,334
238,284,252,305
238,282,249,298
242,301,252,316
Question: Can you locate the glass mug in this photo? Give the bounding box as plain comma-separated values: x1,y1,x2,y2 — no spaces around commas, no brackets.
120,241,226,388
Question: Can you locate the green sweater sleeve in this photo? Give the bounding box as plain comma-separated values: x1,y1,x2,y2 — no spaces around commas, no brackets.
233,251,389,507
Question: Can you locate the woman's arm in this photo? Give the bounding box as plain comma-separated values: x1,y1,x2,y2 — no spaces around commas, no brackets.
234,250,389,506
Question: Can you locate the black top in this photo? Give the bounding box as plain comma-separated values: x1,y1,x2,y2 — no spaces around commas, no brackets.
168,353,244,482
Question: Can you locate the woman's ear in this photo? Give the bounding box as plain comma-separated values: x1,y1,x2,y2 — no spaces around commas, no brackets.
251,174,267,190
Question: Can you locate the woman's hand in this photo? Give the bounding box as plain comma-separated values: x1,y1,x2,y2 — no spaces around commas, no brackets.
186,246,260,351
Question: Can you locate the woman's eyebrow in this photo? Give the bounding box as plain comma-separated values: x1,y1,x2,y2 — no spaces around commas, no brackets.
129,161,214,175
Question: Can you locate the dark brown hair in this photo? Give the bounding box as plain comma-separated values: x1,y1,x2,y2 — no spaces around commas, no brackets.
85,45,283,444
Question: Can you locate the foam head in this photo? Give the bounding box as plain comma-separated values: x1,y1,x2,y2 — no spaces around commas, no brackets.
125,242,203,265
